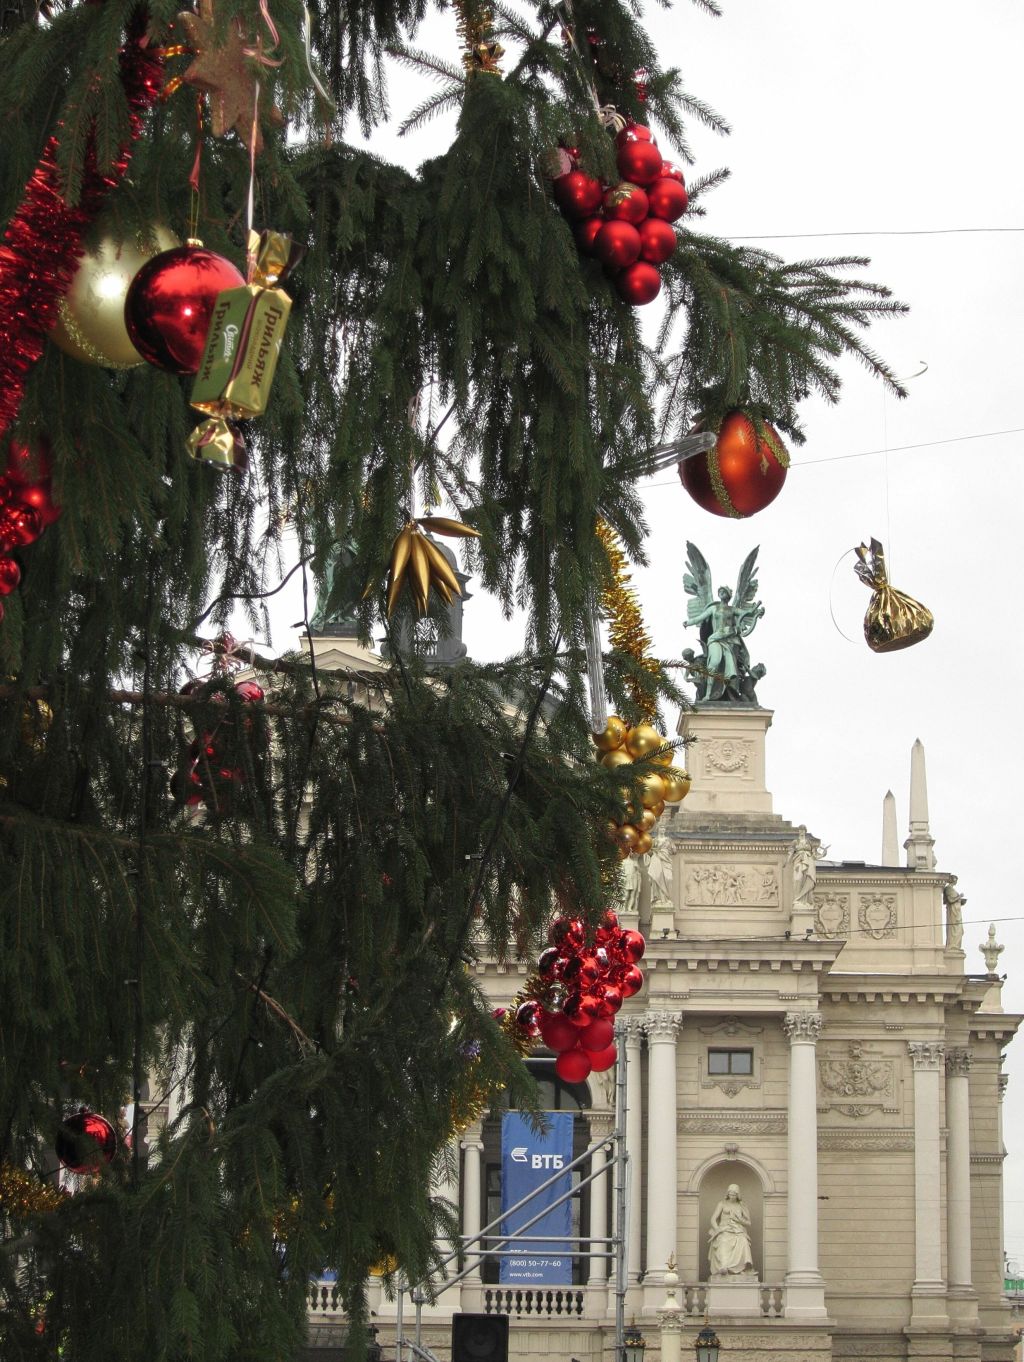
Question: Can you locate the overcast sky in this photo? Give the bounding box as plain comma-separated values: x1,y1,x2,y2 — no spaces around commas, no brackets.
259,0,1024,1269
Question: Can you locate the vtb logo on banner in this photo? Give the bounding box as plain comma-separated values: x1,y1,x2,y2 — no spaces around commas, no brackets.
500,1112,573,1285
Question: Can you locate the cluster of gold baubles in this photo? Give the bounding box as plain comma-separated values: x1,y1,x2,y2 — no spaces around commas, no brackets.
593,716,690,857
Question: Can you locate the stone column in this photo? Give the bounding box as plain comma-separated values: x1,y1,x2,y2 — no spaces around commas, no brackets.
460,1119,484,1284
945,1048,973,1293
908,1041,946,1318
588,1115,613,1286
622,1015,646,1286
644,1011,681,1287
782,1011,827,1320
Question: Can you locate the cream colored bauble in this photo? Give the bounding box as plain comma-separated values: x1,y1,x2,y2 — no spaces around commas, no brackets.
50,225,179,368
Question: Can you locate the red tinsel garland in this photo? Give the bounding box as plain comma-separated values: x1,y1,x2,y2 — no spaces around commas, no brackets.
0,14,165,442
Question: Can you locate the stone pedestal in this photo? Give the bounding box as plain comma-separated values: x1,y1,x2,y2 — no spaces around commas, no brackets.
675,705,773,816
707,1273,761,1316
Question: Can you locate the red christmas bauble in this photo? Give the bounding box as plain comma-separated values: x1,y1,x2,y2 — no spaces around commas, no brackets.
0,503,42,549
620,929,646,962
619,963,645,997
515,1000,541,1036
3,439,51,485
55,1109,118,1174
637,217,677,264
578,1017,614,1052
14,479,61,527
539,1010,581,1052
615,261,661,306
574,216,604,255
124,245,245,375
538,945,561,977
589,1043,617,1072
602,182,649,225
647,177,689,222
553,171,603,220
616,123,654,146
555,1047,593,1083
595,220,642,269
234,680,265,703
601,985,623,1013
679,410,789,518
616,139,664,186
0,555,21,595
548,915,585,951
659,161,686,183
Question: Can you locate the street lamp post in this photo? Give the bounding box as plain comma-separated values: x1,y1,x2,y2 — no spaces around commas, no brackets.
692,1323,720,1362
622,1320,647,1362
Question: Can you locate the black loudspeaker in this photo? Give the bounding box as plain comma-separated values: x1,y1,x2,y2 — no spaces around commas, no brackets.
451,1313,509,1362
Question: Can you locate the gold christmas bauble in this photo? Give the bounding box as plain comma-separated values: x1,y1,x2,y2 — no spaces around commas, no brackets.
661,769,692,803
633,830,653,856
601,748,633,771
638,809,658,833
50,225,179,368
615,824,640,851
624,722,663,760
652,799,666,817
593,715,628,752
637,772,667,809
653,744,676,767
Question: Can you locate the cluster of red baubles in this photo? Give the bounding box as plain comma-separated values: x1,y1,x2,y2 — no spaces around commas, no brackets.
514,911,645,1082
552,124,688,306
172,676,265,816
0,441,62,620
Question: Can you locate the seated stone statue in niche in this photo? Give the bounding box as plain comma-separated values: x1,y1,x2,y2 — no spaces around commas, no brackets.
708,1184,754,1277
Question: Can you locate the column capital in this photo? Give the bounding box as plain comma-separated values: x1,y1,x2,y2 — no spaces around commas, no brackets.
782,1011,822,1043
644,1010,682,1042
460,1120,484,1150
907,1040,945,1071
621,1013,647,1045
945,1047,972,1076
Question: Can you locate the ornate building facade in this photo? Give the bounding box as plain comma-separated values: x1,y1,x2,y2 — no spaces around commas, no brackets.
308,664,1019,1361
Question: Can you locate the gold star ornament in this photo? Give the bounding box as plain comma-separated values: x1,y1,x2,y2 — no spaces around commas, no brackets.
177,0,284,152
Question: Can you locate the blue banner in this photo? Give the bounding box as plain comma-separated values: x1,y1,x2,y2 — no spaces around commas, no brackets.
499,1110,573,1285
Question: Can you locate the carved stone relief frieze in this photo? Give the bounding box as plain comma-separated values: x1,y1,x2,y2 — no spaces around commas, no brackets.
702,738,753,777
814,891,850,939
817,1040,900,1117
679,1113,786,1135
685,864,779,906
857,892,897,940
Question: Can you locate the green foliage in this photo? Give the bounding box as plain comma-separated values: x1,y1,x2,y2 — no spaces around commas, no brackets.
0,0,903,1354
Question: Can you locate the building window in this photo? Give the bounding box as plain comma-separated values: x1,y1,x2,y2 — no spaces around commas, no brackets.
708,1048,753,1076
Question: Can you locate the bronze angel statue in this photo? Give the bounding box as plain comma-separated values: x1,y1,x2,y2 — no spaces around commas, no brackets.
683,544,766,703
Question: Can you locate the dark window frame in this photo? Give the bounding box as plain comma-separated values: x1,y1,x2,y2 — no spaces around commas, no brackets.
707,1047,754,1076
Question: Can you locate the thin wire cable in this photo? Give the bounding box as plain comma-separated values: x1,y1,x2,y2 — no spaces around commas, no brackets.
727,227,1024,241
642,425,1024,486
672,912,1024,943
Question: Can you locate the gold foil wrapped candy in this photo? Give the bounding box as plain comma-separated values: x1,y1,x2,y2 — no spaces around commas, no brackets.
186,416,248,473
191,230,302,422
853,538,933,653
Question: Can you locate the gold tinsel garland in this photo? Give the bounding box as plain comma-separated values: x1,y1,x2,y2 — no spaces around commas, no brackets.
0,1163,64,1220
595,519,661,717
452,0,504,75
449,1005,535,1134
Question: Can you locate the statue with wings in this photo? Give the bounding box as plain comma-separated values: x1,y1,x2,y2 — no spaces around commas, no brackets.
683,544,766,703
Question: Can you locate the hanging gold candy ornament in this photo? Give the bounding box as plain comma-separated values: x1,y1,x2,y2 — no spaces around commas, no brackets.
373,516,481,618
453,0,504,75
853,537,934,654
595,519,661,717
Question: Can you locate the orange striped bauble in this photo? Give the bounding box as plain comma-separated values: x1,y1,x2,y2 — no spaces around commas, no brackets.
679,411,789,518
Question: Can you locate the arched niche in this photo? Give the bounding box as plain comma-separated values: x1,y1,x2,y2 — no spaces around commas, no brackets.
697,1159,764,1283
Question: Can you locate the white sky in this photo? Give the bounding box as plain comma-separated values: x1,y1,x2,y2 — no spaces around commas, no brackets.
258,0,1024,1270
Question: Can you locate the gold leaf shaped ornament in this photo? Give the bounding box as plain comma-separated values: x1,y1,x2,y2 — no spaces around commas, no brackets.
853,538,933,653
374,517,481,618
